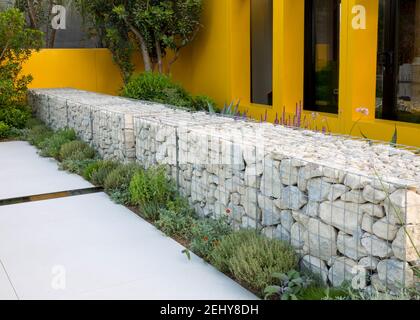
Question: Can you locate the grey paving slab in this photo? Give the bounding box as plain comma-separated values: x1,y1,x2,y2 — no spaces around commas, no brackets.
0,141,93,200
0,262,17,300
0,193,257,300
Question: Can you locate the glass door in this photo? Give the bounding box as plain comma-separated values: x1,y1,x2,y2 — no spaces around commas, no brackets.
376,0,420,124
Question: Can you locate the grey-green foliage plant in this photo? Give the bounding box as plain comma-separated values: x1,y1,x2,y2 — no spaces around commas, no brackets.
59,140,95,161
129,166,176,221
75,0,203,79
189,216,232,260
210,230,298,294
156,197,196,241
83,160,119,186
38,128,77,158
104,163,140,205
264,270,313,300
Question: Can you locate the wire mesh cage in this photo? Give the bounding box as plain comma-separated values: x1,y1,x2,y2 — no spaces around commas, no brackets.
28,88,420,293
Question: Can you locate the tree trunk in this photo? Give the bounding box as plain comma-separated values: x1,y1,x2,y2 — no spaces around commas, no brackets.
155,40,163,74
126,22,152,72
167,49,180,75
49,29,57,48
27,0,37,29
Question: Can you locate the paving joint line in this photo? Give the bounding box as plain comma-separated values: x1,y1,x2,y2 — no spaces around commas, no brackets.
0,187,104,207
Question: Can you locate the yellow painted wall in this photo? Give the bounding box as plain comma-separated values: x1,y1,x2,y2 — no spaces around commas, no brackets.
21,0,420,147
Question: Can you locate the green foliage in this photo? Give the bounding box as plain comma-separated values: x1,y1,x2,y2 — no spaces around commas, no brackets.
157,208,195,241
38,129,77,158
75,0,203,75
129,166,175,221
83,160,119,186
264,270,313,300
0,8,43,109
210,230,298,294
104,163,140,204
156,197,196,240
59,140,95,161
0,106,31,129
122,72,217,111
60,159,97,176
192,95,217,112
189,216,232,260
298,285,349,301
122,72,192,108
24,123,53,147
0,8,42,138
0,121,10,138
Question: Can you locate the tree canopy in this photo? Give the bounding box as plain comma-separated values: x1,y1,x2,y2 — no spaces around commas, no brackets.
76,0,203,81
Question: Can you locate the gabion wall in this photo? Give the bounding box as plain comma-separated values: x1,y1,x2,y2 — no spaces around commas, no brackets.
29,88,420,293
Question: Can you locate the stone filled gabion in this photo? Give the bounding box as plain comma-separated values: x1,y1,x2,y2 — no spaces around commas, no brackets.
29,88,420,292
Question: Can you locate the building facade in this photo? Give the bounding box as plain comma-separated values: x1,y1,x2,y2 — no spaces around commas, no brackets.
20,0,420,147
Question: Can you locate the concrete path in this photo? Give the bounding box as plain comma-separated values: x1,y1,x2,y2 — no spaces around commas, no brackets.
0,141,93,200
0,142,256,300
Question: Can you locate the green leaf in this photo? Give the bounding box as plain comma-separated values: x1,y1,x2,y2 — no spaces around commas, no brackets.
390,126,398,146
182,249,191,261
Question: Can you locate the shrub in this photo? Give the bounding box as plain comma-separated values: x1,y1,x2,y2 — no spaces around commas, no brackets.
39,129,77,158
104,163,141,205
83,160,119,186
0,121,10,138
59,140,95,161
25,124,53,147
129,166,175,221
156,197,196,241
157,209,196,241
192,95,217,112
60,159,97,176
210,230,298,294
190,216,232,260
122,72,193,109
0,107,31,129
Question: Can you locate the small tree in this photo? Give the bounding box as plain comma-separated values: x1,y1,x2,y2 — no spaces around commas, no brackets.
0,8,43,108
76,0,203,80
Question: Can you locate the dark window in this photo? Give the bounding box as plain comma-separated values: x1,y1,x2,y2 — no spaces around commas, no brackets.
376,0,420,124
251,0,273,106
304,0,340,114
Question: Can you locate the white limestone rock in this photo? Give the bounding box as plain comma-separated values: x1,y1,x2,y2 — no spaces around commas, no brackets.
361,233,393,258
362,185,387,204
300,255,329,284
361,214,376,234
384,189,420,225
337,232,368,260
291,222,309,253
359,256,380,271
307,218,337,261
341,190,367,204
280,159,299,186
319,201,363,235
344,174,371,190
274,186,308,211
360,203,385,218
372,218,399,241
377,259,415,291
392,226,420,262
328,257,358,287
